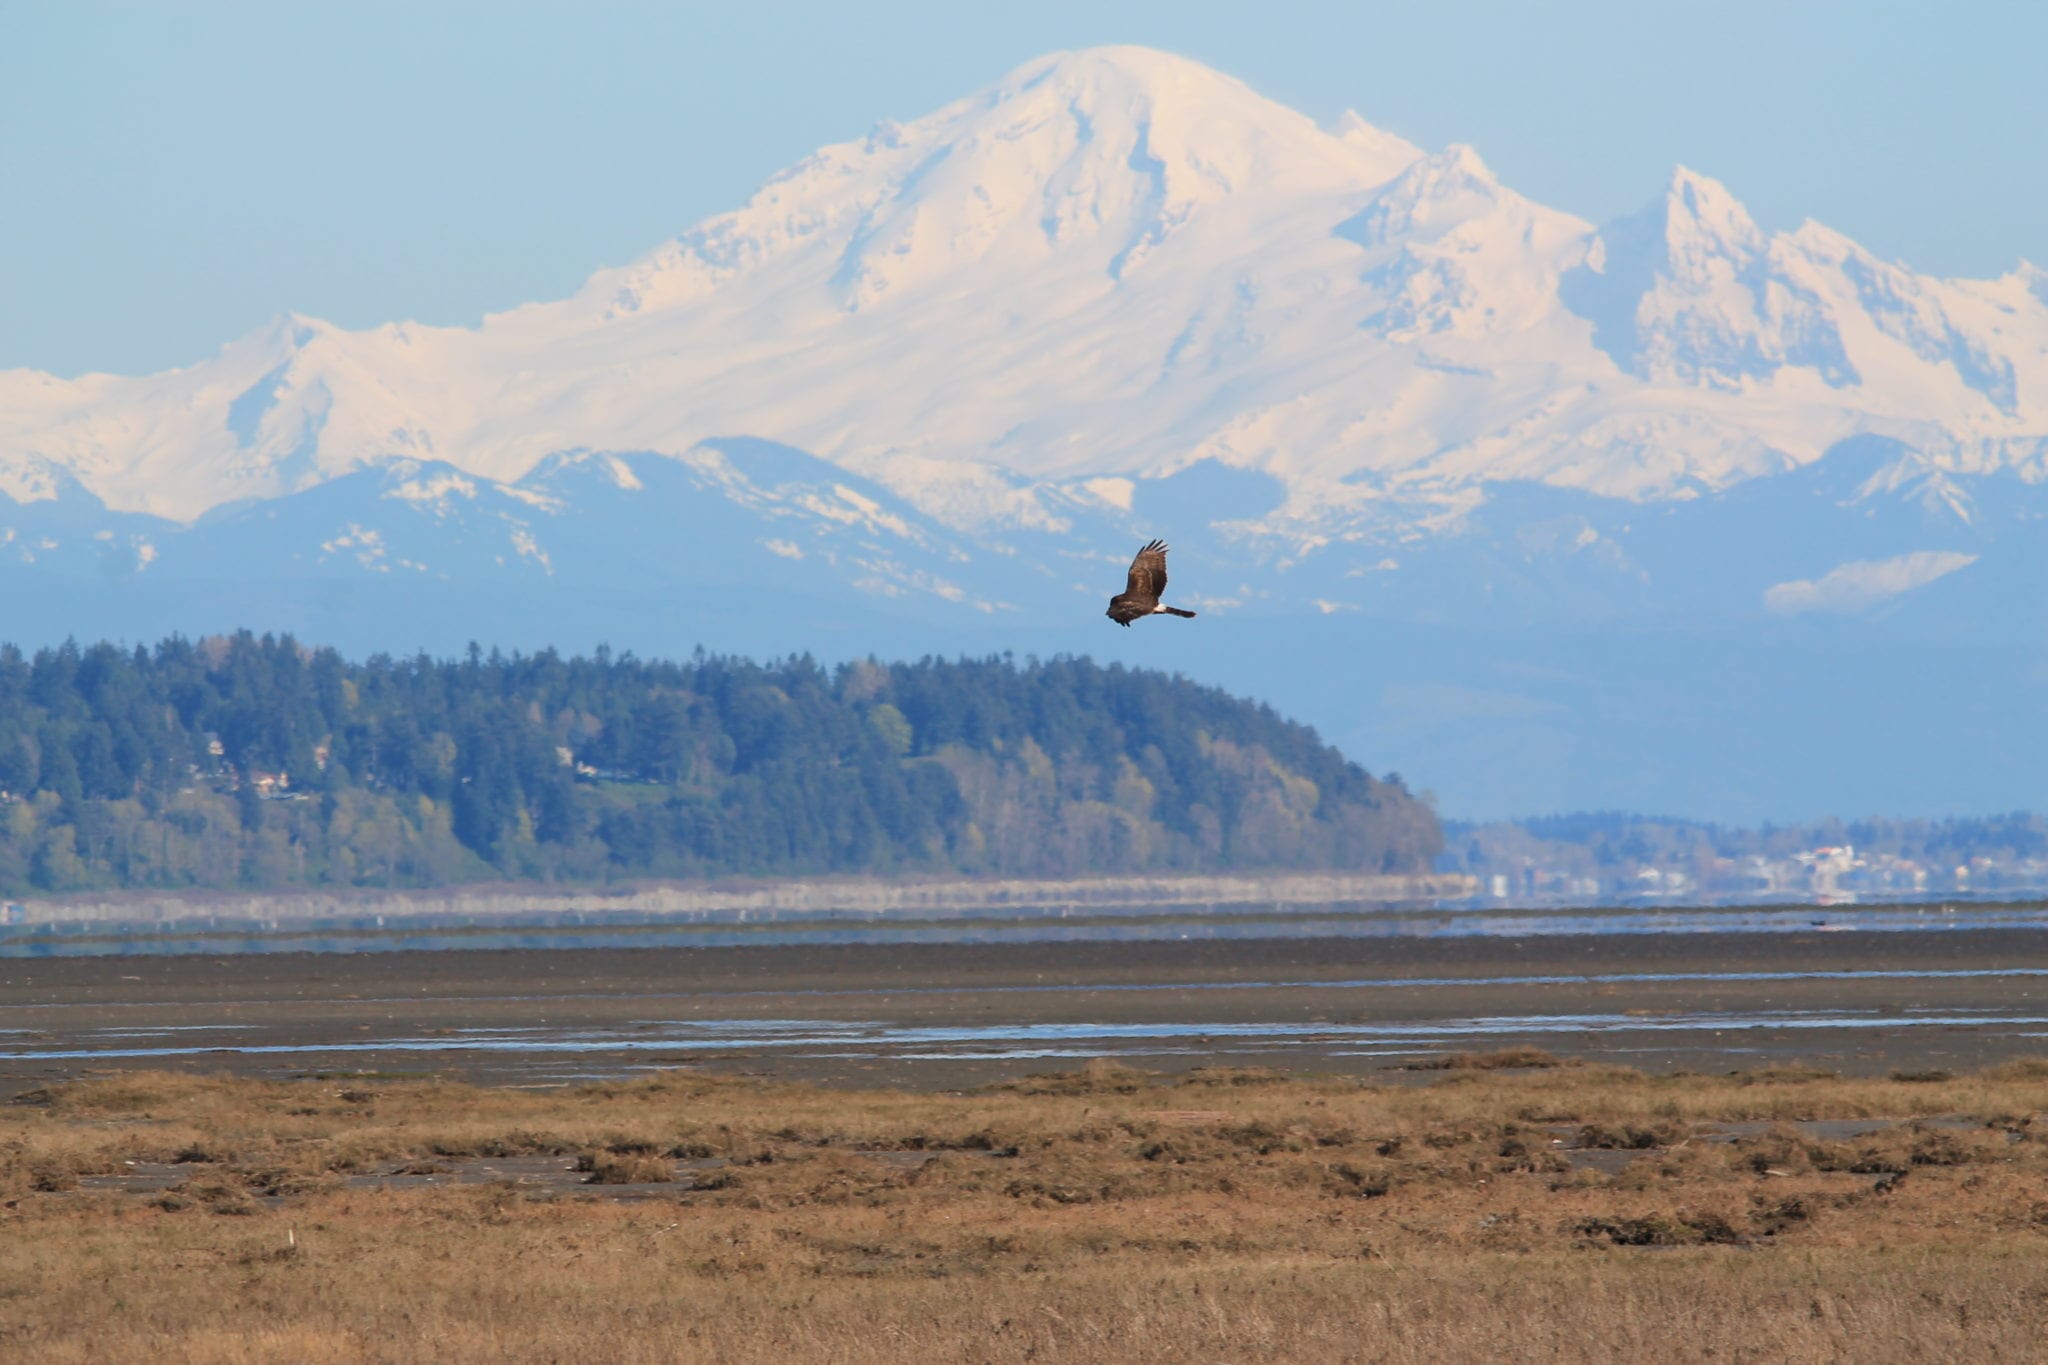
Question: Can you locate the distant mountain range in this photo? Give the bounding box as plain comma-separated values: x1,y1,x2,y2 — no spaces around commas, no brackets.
4,46,2044,822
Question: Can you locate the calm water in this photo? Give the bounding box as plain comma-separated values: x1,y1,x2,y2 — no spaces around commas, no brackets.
7,996,2048,1070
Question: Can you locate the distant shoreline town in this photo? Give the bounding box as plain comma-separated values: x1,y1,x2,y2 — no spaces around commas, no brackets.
1444,813,2048,906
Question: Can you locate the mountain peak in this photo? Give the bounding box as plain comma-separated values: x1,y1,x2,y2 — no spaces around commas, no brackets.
964,45,1417,193
1338,143,1509,248
1004,44,1230,87
983,44,1298,130
1435,143,1496,183
1573,165,1766,296
1667,163,1729,197
2012,258,2048,306
1329,109,1424,168
577,42,1425,322
1660,165,1763,256
1561,164,1893,392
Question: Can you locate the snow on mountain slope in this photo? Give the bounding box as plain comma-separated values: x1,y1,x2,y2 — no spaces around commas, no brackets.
1561,168,2048,469
4,43,2047,576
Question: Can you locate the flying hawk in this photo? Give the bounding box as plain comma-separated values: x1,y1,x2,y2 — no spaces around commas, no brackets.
1106,540,1198,627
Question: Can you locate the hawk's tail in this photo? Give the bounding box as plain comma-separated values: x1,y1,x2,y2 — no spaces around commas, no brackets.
1161,606,1197,619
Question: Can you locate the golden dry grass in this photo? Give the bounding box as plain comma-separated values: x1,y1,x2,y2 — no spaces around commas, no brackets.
3,1056,2047,1362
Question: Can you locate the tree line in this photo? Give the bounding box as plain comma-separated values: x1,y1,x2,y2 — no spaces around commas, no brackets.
0,635,1441,895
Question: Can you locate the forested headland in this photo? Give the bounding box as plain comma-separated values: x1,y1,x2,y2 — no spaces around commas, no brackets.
0,635,1439,895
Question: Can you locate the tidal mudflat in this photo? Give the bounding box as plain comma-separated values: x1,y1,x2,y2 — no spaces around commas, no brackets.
4,928,2047,1093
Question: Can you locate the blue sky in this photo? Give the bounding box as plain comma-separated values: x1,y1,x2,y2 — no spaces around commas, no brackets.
4,1,2043,377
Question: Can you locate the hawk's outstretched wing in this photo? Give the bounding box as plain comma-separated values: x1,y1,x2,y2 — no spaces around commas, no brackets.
1124,539,1169,605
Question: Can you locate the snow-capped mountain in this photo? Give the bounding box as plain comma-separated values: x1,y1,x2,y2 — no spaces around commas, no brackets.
4,45,2046,821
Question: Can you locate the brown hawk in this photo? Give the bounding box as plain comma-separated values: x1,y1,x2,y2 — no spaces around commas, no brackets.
1105,540,1198,627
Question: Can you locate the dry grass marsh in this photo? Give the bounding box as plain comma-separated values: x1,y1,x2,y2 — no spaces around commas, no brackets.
5,1055,2048,1362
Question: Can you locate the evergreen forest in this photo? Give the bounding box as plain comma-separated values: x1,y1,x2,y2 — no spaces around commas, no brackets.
0,634,1441,895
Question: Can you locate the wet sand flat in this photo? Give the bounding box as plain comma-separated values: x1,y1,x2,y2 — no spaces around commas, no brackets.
4,928,2046,1093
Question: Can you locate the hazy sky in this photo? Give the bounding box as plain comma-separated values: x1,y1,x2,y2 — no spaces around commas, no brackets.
5,1,2043,377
